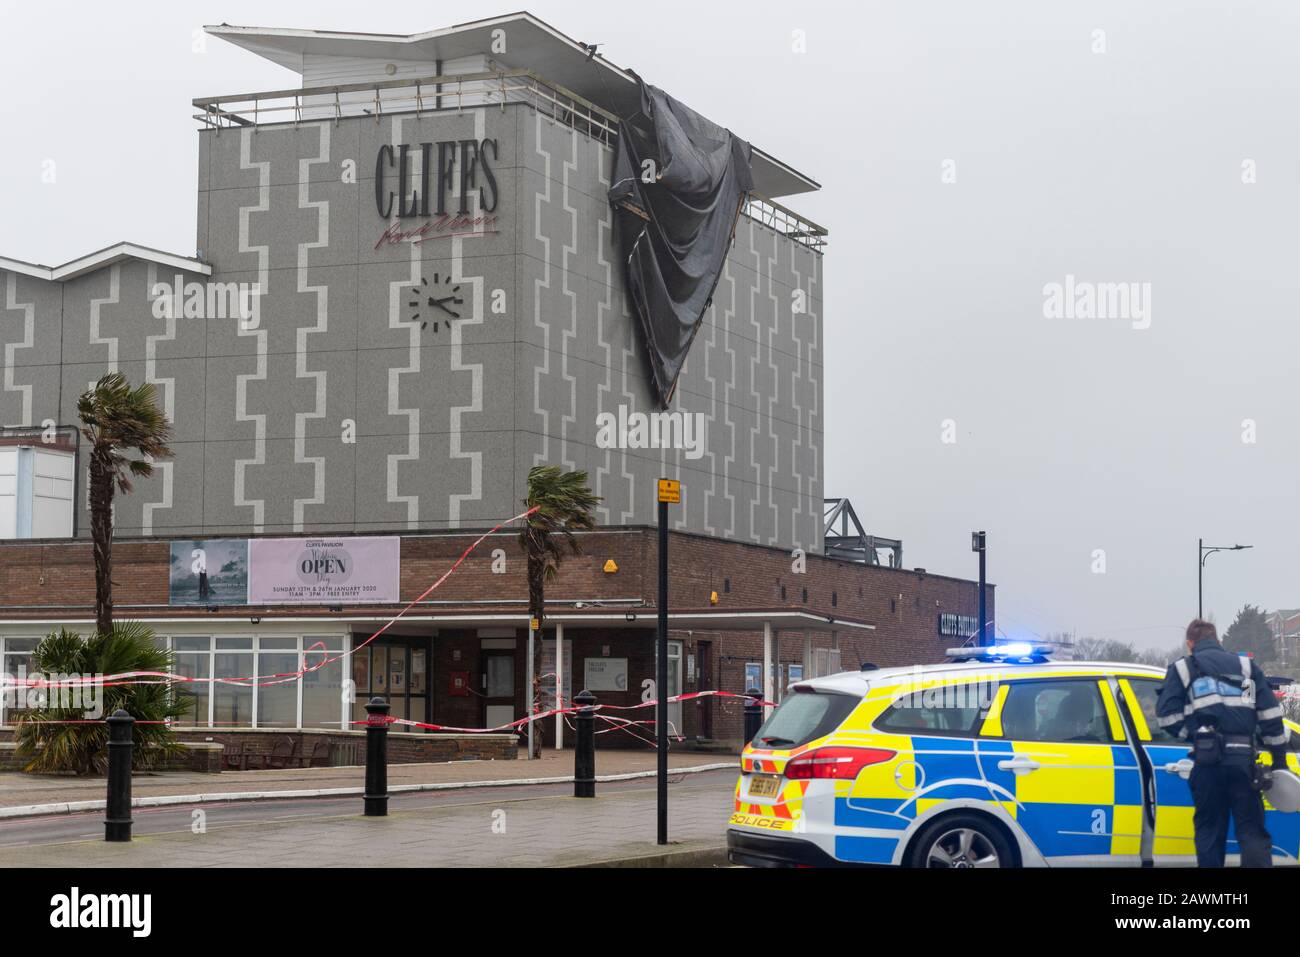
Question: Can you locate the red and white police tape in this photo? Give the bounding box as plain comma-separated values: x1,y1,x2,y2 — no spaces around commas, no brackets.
0,503,775,740
0,505,539,696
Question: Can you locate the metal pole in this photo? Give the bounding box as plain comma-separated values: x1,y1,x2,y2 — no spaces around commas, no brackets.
555,621,564,749
762,620,774,717
526,622,535,760
363,696,390,817
976,531,988,645
574,689,596,797
1198,537,1203,619
104,709,134,842
657,497,669,845
743,689,763,746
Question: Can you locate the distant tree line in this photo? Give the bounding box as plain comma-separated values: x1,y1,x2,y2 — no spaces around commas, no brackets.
1046,632,1183,668
1046,604,1288,674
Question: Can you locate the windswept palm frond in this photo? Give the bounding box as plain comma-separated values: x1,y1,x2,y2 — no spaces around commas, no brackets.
76,373,174,636
519,466,601,758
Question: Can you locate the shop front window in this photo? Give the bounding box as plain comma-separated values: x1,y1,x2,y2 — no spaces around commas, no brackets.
214,651,253,728
174,653,211,726
257,647,300,729
1,637,40,725
303,637,345,729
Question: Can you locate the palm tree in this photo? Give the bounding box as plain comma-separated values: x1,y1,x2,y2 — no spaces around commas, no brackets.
77,373,173,636
15,623,191,775
519,466,600,757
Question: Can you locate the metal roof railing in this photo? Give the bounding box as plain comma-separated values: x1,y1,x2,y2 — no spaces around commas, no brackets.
193,69,827,251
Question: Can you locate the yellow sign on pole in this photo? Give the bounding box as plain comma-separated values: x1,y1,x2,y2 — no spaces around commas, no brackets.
657,479,681,504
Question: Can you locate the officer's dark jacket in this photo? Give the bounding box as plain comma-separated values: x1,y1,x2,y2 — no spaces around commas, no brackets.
1155,639,1288,748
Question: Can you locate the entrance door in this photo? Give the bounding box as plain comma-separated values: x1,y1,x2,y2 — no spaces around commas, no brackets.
350,637,432,731
482,650,516,731
698,641,714,738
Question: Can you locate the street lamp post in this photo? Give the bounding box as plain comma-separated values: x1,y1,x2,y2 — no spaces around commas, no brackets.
1198,538,1252,619
972,531,988,646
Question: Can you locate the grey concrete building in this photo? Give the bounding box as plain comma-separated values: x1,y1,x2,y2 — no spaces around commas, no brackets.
0,15,998,750
1,12,828,553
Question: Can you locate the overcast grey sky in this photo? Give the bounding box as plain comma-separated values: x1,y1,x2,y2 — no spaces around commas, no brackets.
2,0,1296,650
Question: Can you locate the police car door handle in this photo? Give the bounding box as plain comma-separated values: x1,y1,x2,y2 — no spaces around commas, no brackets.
997,756,1041,775
1163,759,1193,780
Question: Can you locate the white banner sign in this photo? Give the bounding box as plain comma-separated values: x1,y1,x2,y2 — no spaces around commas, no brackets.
247,537,401,605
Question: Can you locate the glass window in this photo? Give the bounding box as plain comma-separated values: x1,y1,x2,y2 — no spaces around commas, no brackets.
1127,679,1177,742
173,653,211,727
373,646,389,695
485,655,513,697
752,690,859,749
999,680,1109,743
2,638,42,722
213,653,253,727
260,637,298,651
783,664,804,701
352,646,371,693
216,637,253,650
303,645,344,729
389,695,408,724
257,653,299,728
174,636,212,652
411,648,427,695
878,681,995,736
389,648,406,694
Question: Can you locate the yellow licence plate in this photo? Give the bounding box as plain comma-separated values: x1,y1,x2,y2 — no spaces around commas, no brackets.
748,774,781,799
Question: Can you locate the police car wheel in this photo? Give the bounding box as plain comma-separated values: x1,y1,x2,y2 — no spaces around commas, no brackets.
907,814,1014,869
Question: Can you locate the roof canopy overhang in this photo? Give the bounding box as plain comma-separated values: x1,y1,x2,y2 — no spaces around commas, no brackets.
0,242,211,283
204,12,820,199
0,609,873,633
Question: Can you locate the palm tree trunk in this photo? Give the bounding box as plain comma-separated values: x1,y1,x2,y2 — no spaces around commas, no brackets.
88,450,115,637
527,555,546,758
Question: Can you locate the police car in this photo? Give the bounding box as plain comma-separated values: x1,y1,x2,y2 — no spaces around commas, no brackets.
728,644,1300,867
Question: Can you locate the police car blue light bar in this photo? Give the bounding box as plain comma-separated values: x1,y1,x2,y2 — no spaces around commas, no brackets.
945,641,1052,663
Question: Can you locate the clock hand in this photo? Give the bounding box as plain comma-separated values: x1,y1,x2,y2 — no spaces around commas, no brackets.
430,296,464,318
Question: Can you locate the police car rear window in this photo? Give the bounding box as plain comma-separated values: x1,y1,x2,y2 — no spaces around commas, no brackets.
875,679,998,736
877,698,986,735
752,690,858,749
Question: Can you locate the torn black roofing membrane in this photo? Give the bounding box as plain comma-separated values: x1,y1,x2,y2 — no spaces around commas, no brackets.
609,77,754,407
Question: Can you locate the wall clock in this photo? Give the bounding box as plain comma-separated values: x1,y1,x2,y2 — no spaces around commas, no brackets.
407,272,465,333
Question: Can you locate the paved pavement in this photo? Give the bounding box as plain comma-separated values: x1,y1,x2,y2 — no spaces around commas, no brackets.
0,769,736,868
0,750,736,810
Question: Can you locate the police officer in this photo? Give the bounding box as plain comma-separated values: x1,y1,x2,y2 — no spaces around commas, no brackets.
1156,619,1289,867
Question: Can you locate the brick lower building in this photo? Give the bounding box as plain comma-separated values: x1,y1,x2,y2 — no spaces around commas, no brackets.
0,527,991,750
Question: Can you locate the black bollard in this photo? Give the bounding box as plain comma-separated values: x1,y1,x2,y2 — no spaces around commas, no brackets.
574,689,597,798
363,697,391,817
104,709,135,842
743,688,763,747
